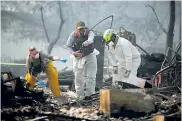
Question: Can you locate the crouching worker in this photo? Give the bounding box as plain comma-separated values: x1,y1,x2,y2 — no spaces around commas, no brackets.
25,46,68,105
103,29,145,88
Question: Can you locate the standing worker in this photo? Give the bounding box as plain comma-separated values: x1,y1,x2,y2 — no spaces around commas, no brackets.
25,46,67,105
66,21,98,100
103,29,141,86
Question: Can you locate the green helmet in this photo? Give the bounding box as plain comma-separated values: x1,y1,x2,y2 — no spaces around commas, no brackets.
103,29,116,43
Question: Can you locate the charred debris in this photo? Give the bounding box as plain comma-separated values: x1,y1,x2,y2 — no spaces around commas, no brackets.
1,15,181,120
1,40,181,121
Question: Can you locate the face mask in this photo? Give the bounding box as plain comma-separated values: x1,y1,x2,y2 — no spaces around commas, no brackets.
107,41,114,46
34,53,39,59
32,53,39,59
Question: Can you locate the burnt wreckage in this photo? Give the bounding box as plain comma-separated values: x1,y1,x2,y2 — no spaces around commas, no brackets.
1,15,181,121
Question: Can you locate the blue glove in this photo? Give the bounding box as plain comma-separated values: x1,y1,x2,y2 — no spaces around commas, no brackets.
38,80,47,87
60,58,68,63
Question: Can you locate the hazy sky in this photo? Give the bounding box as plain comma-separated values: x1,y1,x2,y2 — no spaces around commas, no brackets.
1,1,181,66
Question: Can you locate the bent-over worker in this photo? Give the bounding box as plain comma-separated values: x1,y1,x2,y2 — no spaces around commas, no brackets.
25,46,67,105
103,29,141,86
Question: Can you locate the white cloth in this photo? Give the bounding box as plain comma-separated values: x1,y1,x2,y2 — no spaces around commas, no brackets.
77,57,86,69
112,67,145,88
70,49,99,71
93,48,100,55
70,50,98,97
108,36,142,87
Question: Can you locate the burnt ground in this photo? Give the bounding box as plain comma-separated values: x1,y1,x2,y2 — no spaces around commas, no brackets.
1,83,181,121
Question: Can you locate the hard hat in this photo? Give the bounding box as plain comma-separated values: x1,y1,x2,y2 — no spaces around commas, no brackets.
103,29,116,43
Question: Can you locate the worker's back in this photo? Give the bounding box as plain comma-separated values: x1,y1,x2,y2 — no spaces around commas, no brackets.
117,36,140,58
110,36,140,68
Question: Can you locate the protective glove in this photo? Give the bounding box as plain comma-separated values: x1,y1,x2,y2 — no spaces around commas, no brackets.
82,40,89,46
113,66,118,74
73,50,84,58
124,70,131,78
38,80,47,87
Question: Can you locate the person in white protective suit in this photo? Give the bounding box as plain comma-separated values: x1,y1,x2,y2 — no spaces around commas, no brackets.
66,21,99,100
103,29,145,88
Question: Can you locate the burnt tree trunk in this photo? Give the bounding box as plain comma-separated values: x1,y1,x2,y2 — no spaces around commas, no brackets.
94,36,105,87
180,3,181,41
47,1,66,54
166,1,175,59
41,1,66,54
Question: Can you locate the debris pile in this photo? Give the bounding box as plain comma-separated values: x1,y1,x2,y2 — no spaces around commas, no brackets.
1,42,181,121
1,79,181,121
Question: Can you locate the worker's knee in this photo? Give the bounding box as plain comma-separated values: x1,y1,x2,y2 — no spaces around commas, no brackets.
45,62,58,77
75,80,83,87
85,75,96,85
87,75,96,80
50,70,58,77
74,69,84,78
75,74,82,80
86,71,96,80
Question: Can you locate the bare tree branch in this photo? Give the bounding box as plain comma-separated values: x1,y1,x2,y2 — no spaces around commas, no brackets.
56,1,64,38
58,1,63,21
40,6,50,43
150,30,162,45
47,1,66,54
146,4,167,35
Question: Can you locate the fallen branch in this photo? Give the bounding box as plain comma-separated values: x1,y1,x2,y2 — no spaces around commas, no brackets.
26,116,48,121
38,112,96,121
166,111,180,117
154,93,175,102
157,86,176,91
177,86,181,91
146,5,167,35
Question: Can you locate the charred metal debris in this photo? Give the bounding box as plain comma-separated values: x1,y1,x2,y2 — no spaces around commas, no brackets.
1,41,181,121
1,17,181,120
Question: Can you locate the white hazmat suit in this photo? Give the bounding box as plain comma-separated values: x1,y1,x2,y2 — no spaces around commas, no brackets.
66,31,99,99
107,36,143,87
